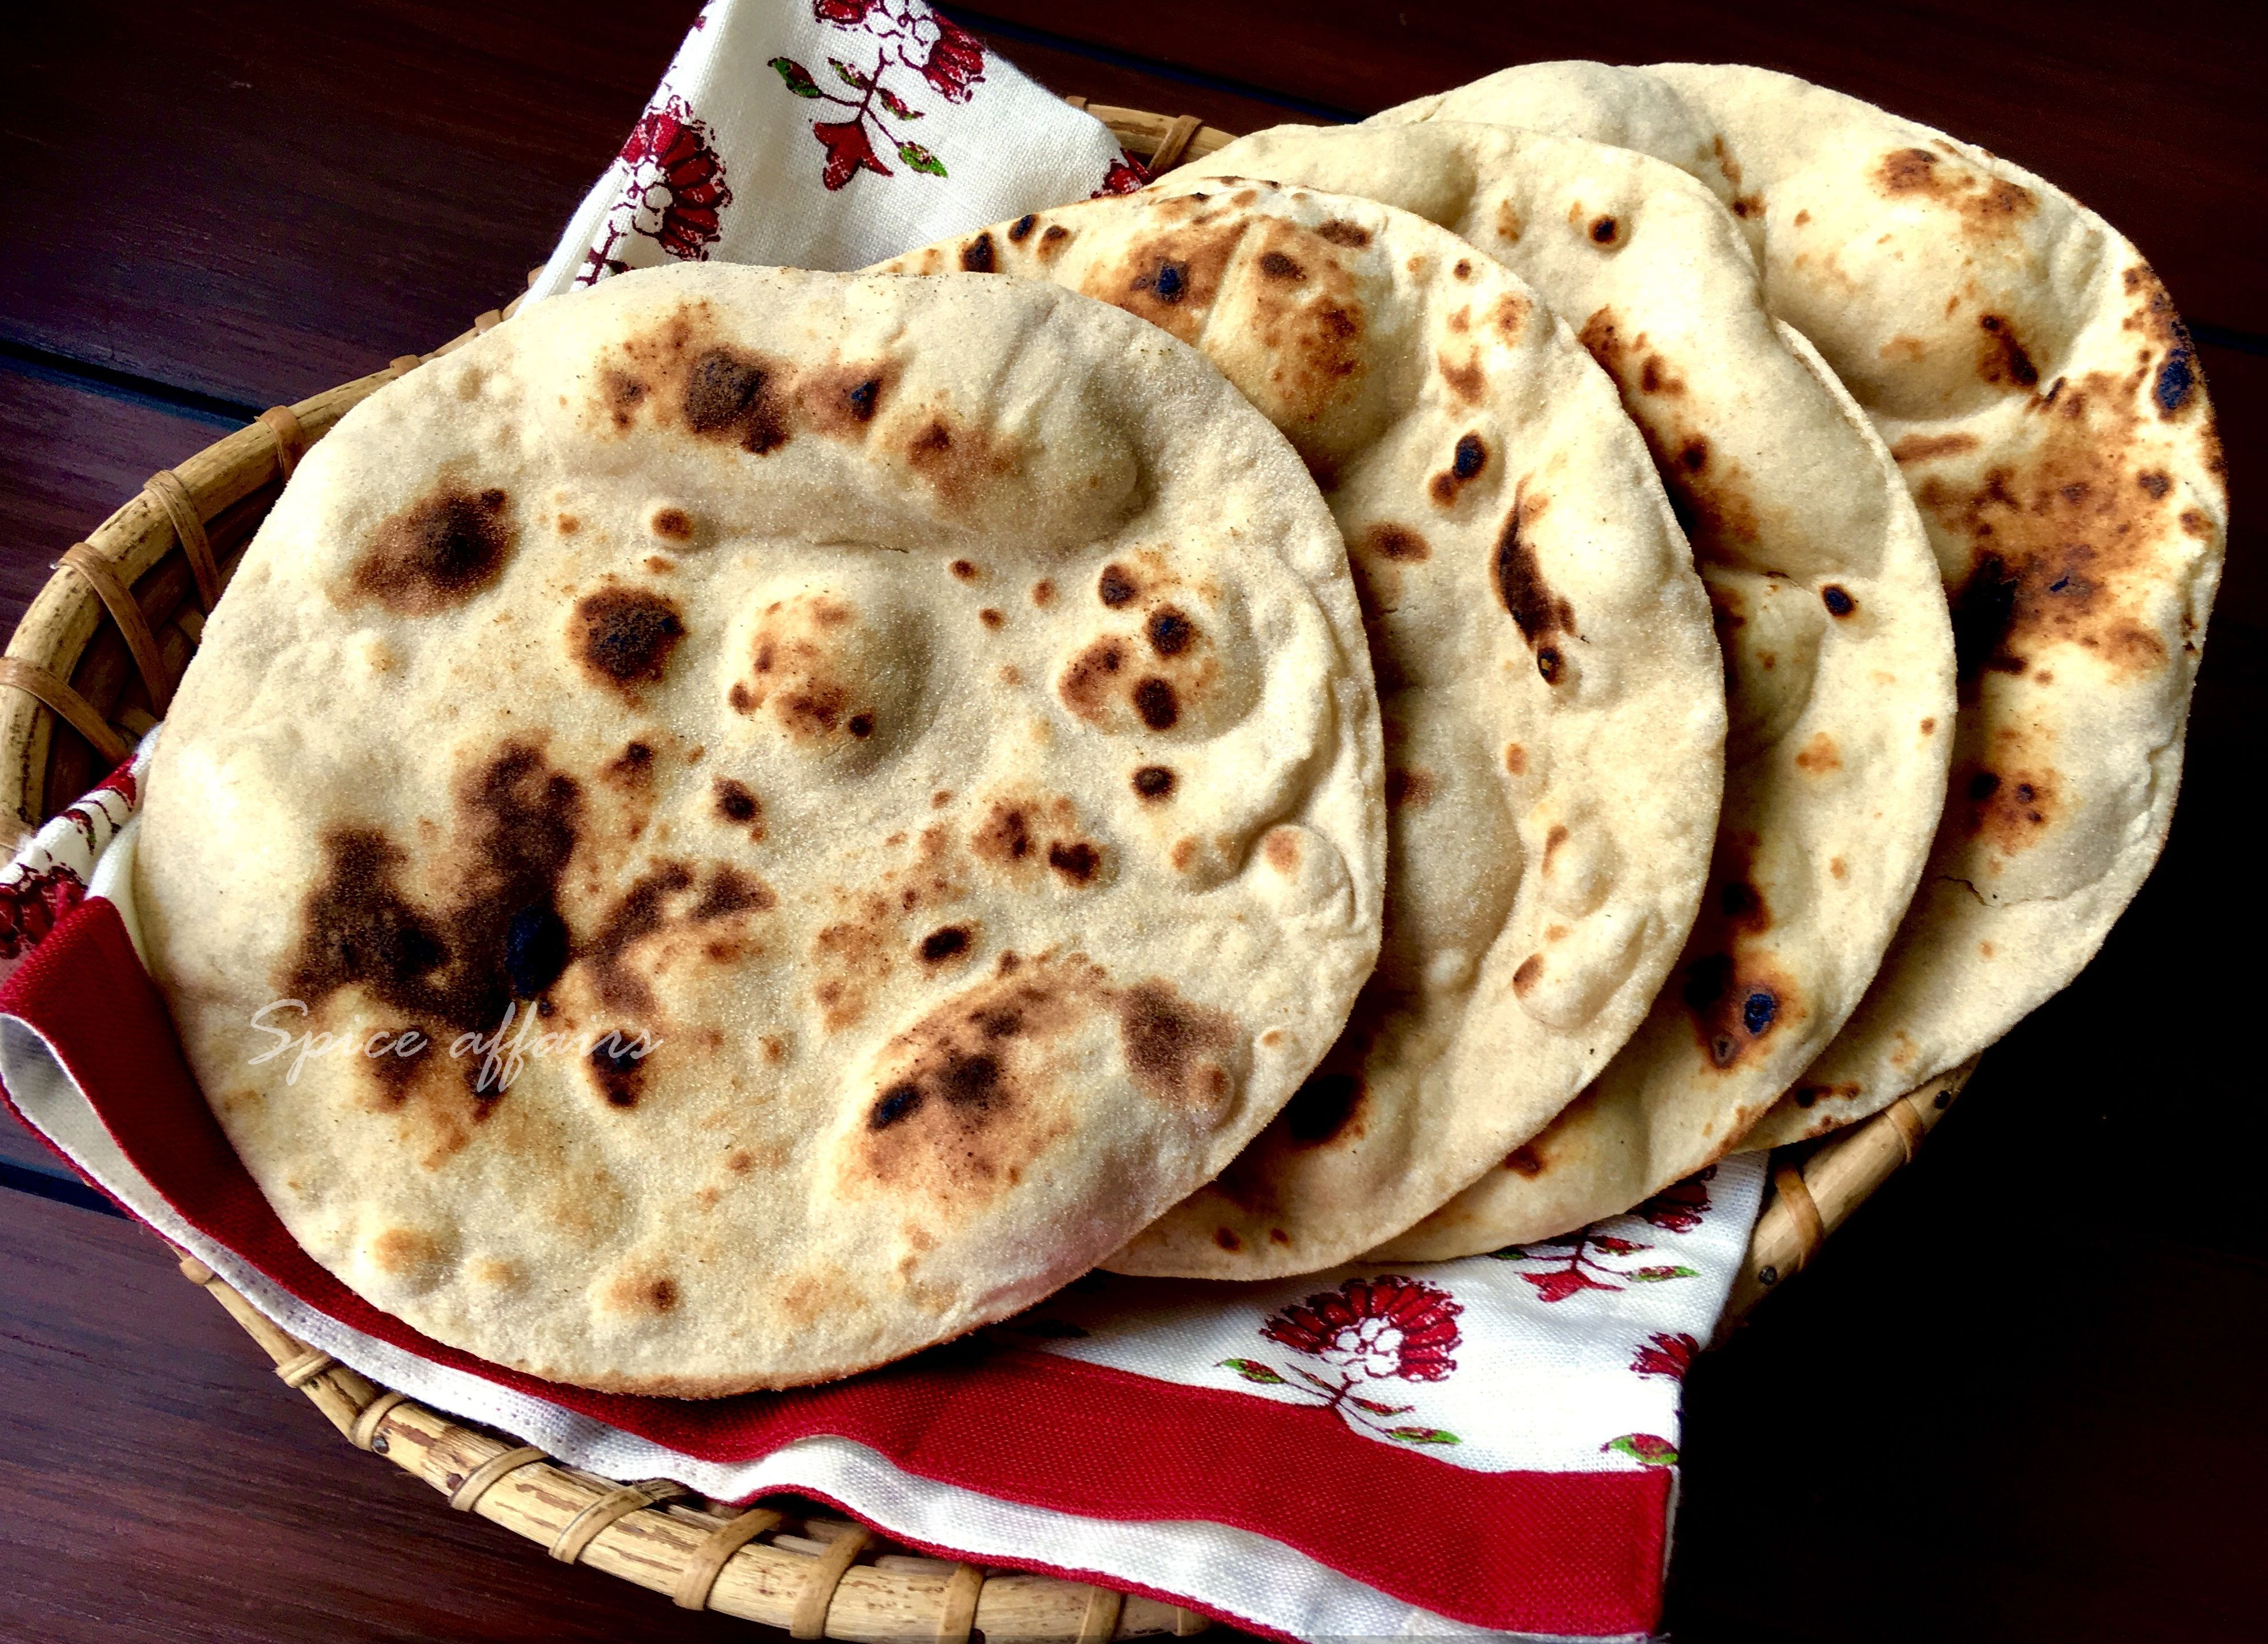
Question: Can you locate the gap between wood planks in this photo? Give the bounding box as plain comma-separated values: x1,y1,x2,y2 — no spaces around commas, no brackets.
0,1156,123,1218
0,338,256,430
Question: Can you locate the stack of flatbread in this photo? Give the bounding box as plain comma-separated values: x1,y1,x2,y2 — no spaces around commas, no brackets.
132,62,2223,1393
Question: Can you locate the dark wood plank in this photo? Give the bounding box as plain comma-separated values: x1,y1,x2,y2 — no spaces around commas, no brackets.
10,2,2251,406
967,26,1322,143
0,1186,786,1643
0,1105,95,1190
0,1,703,409
0,367,235,633
0,1,1300,416
957,0,2268,332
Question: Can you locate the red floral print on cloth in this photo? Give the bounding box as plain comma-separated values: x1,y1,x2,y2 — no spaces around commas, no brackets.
911,9,984,101
1602,1433,1680,1467
1479,1166,1717,1301
1633,1164,1716,1233
579,95,735,285
1219,1276,1466,1447
0,863,87,960
1489,1229,1701,1303
771,1,988,190
0,757,140,965
1629,1331,1700,1382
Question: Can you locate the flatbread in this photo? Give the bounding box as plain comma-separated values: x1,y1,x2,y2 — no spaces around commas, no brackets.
878,183,1724,1276
1374,60,1741,219
133,264,1385,1392
1379,63,2227,1144
1177,124,1953,1253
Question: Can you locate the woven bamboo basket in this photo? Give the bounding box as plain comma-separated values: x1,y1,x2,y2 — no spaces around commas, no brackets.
0,103,1978,1639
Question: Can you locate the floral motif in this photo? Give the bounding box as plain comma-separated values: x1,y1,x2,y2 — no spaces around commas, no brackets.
1629,1331,1700,1382
810,115,896,189
1,754,140,965
1264,1276,1462,1381
0,862,87,960
1602,1432,1679,1467
1489,1230,1698,1302
914,11,986,102
579,95,733,285
1633,1165,1715,1233
1218,1275,1464,1446
772,0,987,191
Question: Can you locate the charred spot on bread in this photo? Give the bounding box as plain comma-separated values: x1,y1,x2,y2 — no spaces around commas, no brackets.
349,484,515,614
571,587,686,694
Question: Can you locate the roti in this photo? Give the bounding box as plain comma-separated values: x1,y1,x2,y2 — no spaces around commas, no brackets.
878,182,1724,1277
1375,59,1742,222
133,263,1385,1392
1173,123,1954,1253
1379,63,2227,1144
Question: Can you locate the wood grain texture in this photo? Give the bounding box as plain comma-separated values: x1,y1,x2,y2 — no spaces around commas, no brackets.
0,1,1301,414
0,1,702,409
0,371,232,634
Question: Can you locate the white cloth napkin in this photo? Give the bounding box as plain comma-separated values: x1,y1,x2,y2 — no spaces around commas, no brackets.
527,0,1141,301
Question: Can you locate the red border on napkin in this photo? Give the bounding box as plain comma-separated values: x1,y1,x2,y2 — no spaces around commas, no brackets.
1,900,1671,1637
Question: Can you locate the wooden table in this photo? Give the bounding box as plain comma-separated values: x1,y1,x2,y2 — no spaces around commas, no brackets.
3,5,2262,1639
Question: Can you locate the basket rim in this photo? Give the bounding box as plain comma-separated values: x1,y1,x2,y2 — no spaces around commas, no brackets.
0,95,1981,1642
174,1248,1211,1641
